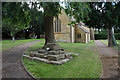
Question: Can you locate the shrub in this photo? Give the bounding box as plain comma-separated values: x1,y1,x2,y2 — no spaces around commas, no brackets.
95,34,107,40
114,33,120,40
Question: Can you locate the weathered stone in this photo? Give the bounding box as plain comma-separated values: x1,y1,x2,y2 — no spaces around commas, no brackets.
32,57,49,63
37,54,45,58
23,55,29,57
45,53,48,55
62,58,70,63
46,48,50,51
59,51,64,54
36,53,40,57
65,53,73,58
43,43,60,50
74,54,79,56
38,49,46,53
23,55,34,60
30,52,36,57
27,50,73,65
48,51,59,55
50,58,70,65
24,54,72,65
47,54,65,61
50,61,63,65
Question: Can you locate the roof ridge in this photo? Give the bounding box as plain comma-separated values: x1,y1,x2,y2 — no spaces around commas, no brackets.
77,24,90,33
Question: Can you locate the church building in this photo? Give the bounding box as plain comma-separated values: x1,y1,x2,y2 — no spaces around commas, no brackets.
53,10,94,43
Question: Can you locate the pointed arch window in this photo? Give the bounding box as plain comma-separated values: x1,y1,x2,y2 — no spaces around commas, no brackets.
54,18,61,32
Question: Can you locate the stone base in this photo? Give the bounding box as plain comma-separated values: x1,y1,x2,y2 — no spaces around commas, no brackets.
23,55,73,65
43,43,60,50
24,49,73,65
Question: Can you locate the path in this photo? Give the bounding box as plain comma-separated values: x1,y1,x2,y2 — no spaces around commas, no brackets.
95,40,119,78
2,40,40,79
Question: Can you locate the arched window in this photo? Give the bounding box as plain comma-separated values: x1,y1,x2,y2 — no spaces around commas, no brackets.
55,18,61,32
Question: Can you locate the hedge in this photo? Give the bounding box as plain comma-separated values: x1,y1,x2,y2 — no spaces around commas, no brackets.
95,33,120,40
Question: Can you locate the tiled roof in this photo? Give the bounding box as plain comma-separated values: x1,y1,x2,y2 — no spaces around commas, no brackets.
77,23,90,33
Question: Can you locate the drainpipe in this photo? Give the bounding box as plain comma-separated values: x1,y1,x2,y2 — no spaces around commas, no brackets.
86,33,87,43
70,25,72,43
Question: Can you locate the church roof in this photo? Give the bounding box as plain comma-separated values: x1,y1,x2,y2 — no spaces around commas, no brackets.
60,9,90,33
77,23,90,33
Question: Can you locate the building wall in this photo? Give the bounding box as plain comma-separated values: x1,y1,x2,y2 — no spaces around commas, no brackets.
75,25,86,43
87,33,90,43
53,10,71,42
54,33,70,42
71,26,75,43
90,27,95,40
75,25,91,43
53,10,90,43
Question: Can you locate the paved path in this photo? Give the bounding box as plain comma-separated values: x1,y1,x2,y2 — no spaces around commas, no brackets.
95,40,119,78
2,40,40,79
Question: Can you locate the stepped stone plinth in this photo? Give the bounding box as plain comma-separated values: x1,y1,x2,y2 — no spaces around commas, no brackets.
24,48,73,65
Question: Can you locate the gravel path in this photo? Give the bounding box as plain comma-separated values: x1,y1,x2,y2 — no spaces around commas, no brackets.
2,40,40,79
95,40,119,78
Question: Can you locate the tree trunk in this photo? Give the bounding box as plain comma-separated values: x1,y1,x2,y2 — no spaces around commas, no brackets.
36,33,40,39
10,32,15,43
112,27,118,46
12,36,15,43
43,16,60,50
108,27,113,47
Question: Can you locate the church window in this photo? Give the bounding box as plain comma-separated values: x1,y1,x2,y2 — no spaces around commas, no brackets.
55,18,61,32
78,34,81,38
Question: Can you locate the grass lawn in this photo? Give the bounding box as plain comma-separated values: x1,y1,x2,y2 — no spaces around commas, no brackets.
100,40,120,50
2,39,42,52
118,40,120,45
100,40,108,45
101,40,120,45
23,40,102,78
0,41,2,52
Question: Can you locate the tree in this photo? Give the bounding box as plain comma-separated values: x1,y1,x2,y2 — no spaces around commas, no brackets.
64,2,120,47
2,2,31,42
29,2,44,39
89,2,120,47
64,2,91,24
39,2,62,50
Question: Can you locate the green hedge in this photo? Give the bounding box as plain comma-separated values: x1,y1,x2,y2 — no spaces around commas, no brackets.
95,33,120,40
114,33,120,40
95,34,107,40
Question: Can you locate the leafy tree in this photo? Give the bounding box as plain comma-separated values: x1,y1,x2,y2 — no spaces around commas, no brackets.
29,2,44,39
39,2,62,50
87,2,120,47
64,2,91,24
84,3,103,29
2,2,31,42
64,2,120,47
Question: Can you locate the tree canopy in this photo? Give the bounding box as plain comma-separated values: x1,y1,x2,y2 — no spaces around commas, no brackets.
64,2,91,24
2,2,31,42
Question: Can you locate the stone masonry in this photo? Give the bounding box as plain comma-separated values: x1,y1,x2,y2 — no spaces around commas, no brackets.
23,45,73,65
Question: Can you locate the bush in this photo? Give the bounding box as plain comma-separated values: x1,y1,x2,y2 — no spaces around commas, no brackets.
95,33,120,40
114,33,120,40
95,34,107,40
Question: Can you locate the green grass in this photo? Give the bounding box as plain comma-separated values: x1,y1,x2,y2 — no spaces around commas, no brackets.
101,40,120,45
118,40,120,45
2,39,43,51
23,40,102,78
0,41,2,52
100,40,108,45
100,40,120,50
